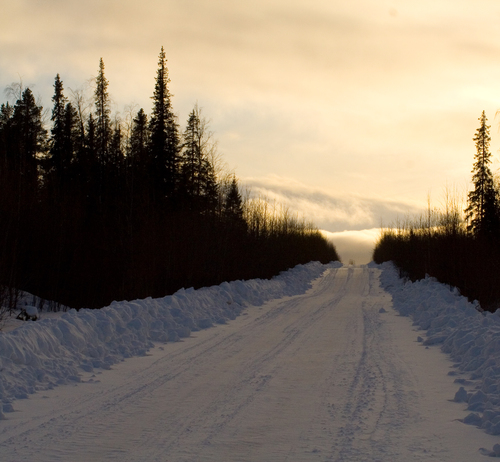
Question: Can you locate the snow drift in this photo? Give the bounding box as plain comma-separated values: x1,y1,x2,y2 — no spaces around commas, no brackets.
378,261,500,442
0,261,340,409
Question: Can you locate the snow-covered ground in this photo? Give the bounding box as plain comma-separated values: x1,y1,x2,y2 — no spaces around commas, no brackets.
379,261,500,457
0,262,499,460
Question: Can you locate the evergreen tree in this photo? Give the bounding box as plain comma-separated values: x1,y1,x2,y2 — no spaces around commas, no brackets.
0,102,13,126
180,105,218,213
10,88,47,199
46,74,76,195
48,74,67,175
95,58,111,166
149,47,179,202
224,175,245,226
465,111,499,237
129,108,149,166
125,108,150,216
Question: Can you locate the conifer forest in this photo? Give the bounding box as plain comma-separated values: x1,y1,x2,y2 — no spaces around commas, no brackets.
0,48,339,309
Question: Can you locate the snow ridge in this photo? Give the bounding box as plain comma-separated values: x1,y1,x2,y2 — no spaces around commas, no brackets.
378,261,500,442
0,261,340,408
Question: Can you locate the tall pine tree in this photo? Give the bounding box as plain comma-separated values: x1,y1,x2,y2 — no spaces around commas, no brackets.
149,47,179,204
465,111,499,238
95,58,111,167
47,74,71,194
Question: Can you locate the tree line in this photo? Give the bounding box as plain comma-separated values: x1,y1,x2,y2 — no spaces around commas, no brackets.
0,48,339,310
373,111,500,311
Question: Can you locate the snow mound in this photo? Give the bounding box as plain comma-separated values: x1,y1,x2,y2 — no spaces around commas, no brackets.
379,261,500,440
0,261,340,406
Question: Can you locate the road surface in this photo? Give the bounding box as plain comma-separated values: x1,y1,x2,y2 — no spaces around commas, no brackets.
1,266,497,461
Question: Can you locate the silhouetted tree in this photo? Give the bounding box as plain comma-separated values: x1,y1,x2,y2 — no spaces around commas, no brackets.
179,105,218,213
95,58,111,166
465,111,499,238
129,108,149,166
149,47,179,203
10,88,47,200
46,74,76,196
48,74,67,173
222,175,246,231
62,102,80,175
0,89,46,306
127,108,150,209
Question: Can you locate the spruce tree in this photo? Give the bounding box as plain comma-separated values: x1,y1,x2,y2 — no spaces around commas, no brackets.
47,74,72,193
95,58,111,166
11,88,47,199
224,176,245,220
180,105,218,212
129,108,149,168
149,47,179,203
465,111,499,237
0,102,13,126
48,75,67,169
125,108,150,214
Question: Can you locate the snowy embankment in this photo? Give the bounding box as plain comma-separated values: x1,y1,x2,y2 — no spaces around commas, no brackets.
379,262,500,449
0,261,340,412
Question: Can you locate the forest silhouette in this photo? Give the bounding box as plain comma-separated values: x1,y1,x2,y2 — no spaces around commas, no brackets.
0,48,339,310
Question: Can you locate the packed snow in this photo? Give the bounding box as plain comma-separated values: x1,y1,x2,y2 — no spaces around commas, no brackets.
378,261,500,457
1,261,500,460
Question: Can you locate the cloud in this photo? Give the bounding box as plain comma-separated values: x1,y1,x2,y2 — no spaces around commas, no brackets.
242,175,426,232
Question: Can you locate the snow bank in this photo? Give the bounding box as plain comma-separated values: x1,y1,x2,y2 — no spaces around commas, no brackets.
378,261,500,441
0,261,340,408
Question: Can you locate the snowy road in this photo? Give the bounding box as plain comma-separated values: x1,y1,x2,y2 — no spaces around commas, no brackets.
1,266,497,461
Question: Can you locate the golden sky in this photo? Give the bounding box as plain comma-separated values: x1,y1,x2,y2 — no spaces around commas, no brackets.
3,0,500,262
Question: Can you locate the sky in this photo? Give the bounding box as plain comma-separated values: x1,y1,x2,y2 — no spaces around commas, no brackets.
2,0,500,264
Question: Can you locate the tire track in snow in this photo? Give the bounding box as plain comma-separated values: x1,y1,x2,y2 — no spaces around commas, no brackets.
138,267,351,460
194,269,351,447
327,268,425,462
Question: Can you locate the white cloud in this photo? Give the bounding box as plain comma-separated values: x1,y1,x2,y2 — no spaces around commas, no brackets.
242,174,426,232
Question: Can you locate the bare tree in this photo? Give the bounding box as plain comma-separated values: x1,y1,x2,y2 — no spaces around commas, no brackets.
69,85,92,140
